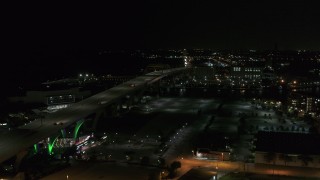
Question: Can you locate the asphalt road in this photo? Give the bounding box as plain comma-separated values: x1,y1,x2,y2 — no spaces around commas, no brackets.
175,157,320,179
0,68,188,163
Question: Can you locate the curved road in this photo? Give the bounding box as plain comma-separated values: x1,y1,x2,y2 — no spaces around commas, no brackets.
0,68,188,163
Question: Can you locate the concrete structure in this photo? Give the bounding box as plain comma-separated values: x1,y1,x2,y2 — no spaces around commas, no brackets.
230,66,263,80
255,131,320,168
196,148,230,161
0,67,189,165
8,88,91,105
288,92,320,117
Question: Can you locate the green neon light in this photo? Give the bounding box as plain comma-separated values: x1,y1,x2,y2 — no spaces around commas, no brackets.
48,136,59,155
74,120,85,140
34,144,38,154
61,129,66,138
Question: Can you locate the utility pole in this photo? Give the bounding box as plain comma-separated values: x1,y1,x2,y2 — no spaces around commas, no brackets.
273,161,275,176
39,113,45,127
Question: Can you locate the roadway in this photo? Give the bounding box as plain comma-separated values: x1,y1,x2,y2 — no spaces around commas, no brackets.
175,157,320,179
0,68,188,163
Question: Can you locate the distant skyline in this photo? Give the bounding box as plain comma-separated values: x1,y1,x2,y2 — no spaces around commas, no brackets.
1,1,320,91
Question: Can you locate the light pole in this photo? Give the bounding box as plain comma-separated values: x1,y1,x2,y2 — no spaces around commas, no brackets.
39,113,45,127
272,161,275,176
161,171,167,180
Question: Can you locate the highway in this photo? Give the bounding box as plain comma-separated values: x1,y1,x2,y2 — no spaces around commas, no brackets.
0,68,188,163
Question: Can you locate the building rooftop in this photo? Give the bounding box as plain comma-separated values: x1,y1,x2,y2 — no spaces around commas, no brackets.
255,131,320,155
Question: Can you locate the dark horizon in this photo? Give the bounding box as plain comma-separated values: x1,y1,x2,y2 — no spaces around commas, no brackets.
3,1,320,53
2,1,320,94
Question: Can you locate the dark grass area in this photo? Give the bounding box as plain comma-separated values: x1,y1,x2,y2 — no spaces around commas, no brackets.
95,111,159,135
136,112,197,137
95,109,198,142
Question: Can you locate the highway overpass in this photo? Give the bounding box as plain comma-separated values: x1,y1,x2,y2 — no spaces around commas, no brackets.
0,67,189,164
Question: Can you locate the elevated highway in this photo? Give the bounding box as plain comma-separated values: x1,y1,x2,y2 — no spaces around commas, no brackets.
0,68,189,163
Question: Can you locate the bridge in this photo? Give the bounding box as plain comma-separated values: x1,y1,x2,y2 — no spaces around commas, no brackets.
0,67,190,166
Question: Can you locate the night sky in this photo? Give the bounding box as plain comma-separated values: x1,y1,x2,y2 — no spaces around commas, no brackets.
4,1,320,51
1,1,320,91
